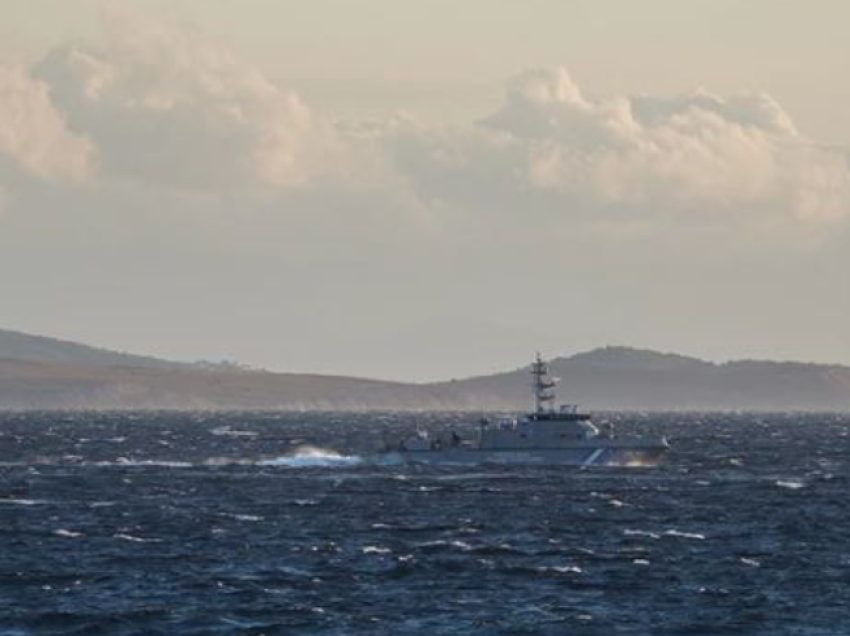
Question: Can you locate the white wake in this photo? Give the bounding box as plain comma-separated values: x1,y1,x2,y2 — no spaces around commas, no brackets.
258,446,363,468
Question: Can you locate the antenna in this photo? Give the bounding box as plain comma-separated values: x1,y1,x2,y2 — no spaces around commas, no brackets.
531,352,557,414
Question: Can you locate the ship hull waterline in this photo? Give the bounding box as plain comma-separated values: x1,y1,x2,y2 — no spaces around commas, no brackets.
371,445,668,467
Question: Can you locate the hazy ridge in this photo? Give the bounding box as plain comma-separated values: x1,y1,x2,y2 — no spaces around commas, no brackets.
2,329,850,411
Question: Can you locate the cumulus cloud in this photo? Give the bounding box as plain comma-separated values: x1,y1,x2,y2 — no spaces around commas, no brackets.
32,7,348,190
0,64,95,182
2,7,848,238
391,68,850,223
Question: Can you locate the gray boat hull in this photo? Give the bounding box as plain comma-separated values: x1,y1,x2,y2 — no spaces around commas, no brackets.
372,442,667,467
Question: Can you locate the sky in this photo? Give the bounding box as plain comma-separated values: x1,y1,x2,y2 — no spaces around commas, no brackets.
1,0,849,381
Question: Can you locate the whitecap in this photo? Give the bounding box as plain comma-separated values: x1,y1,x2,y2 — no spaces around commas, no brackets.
219,513,264,522
362,546,392,555
94,459,193,468
202,457,249,466
449,540,474,551
416,539,474,551
664,530,706,540
0,498,50,506
624,529,661,540
259,446,362,468
118,459,193,468
776,480,805,490
114,533,163,543
54,529,84,538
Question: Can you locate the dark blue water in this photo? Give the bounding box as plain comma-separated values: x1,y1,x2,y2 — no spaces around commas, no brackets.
1,412,849,635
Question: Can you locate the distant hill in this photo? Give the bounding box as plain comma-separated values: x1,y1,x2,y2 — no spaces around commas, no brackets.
1,331,850,411
431,347,850,411
0,329,182,370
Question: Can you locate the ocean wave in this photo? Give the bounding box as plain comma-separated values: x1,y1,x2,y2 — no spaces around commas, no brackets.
219,513,264,522
624,528,706,541
258,446,363,468
104,458,194,468
0,498,52,506
2,453,363,469
664,529,706,540
362,546,393,555
211,426,259,438
114,533,163,543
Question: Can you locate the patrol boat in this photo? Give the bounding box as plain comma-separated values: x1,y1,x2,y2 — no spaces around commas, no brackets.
377,354,669,466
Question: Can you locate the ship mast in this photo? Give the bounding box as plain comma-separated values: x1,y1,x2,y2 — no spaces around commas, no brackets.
531,352,557,414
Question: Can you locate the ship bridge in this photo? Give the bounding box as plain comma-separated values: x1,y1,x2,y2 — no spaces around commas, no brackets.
527,409,592,423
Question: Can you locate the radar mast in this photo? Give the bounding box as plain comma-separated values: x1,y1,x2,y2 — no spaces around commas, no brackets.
531,352,558,414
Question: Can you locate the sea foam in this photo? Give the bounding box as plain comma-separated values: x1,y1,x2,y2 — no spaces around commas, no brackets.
259,446,363,468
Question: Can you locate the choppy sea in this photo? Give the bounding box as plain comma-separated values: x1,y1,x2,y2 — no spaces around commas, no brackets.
1,411,849,635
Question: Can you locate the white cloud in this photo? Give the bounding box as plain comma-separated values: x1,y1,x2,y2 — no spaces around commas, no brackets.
391,68,850,224
2,8,848,239
0,64,95,183
32,7,350,190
